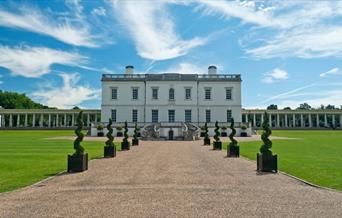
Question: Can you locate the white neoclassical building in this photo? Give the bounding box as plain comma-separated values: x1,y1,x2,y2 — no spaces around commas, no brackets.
99,65,246,139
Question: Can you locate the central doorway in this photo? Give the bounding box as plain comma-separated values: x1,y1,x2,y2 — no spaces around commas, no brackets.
168,129,174,140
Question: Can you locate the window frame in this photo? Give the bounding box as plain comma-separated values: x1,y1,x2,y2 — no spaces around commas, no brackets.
225,87,233,100
152,109,159,123
168,109,175,122
169,88,175,101
111,87,118,100
152,87,159,100
185,88,192,100
205,109,211,123
132,109,138,123
132,87,139,100
111,109,117,122
204,87,211,100
185,109,192,122
226,109,232,122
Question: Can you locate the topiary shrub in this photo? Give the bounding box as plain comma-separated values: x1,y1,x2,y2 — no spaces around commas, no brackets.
203,122,210,145
73,111,85,156
229,118,237,148
132,122,139,145
105,119,114,147
260,112,273,158
214,121,220,143
121,121,130,150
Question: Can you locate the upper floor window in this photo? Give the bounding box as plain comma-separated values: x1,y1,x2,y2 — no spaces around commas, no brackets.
205,88,211,100
185,110,192,122
111,109,116,122
152,88,158,100
226,88,232,100
111,88,117,100
169,88,175,100
185,88,191,100
132,109,138,123
227,110,232,122
132,88,139,100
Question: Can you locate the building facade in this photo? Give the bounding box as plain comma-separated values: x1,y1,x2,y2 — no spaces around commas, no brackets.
101,66,242,123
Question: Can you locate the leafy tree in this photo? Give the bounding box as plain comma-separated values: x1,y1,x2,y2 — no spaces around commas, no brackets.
105,119,114,147
267,104,278,110
297,103,311,110
73,111,85,156
260,112,272,157
228,118,238,148
325,104,335,110
73,106,80,110
283,107,291,110
0,90,50,109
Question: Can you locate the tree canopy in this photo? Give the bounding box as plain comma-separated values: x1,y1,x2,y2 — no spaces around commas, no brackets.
0,90,51,109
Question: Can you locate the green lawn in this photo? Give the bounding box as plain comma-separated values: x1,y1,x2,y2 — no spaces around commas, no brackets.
0,130,120,193
223,130,342,191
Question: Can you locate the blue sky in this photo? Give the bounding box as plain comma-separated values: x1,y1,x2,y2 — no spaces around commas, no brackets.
1,0,342,109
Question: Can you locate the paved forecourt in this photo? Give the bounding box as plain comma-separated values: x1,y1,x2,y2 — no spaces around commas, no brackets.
0,140,341,217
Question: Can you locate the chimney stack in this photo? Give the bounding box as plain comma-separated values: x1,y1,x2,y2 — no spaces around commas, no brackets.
208,65,217,75
125,65,134,74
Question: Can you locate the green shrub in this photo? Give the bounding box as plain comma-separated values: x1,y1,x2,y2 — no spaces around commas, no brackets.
229,118,238,147
73,111,85,156
116,126,123,131
133,123,139,141
122,121,129,144
204,122,209,141
97,124,103,131
241,125,247,130
105,119,114,147
221,126,227,130
214,121,220,142
260,112,273,157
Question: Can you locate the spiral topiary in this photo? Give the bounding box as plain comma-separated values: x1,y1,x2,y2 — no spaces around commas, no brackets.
229,118,238,147
204,122,209,140
105,118,114,147
260,112,273,157
133,123,138,141
73,111,84,156
123,121,129,144
214,121,220,142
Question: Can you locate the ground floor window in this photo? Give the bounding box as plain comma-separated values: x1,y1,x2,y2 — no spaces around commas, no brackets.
152,110,158,123
132,109,138,123
111,109,116,122
205,110,211,123
227,110,232,122
168,110,175,122
185,110,191,122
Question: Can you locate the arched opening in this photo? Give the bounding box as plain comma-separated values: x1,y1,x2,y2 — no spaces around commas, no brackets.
169,88,175,100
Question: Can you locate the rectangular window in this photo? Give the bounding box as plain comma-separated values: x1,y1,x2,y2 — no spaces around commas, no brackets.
185,88,191,100
132,88,138,100
185,110,192,122
226,88,232,100
111,88,117,100
111,109,116,122
227,110,232,122
152,110,158,123
168,110,175,122
132,109,138,123
205,110,211,123
205,88,211,100
152,88,158,100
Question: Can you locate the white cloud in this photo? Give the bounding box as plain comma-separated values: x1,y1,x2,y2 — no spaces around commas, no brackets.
320,67,341,77
0,5,98,47
0,45,85,78
110,1,208,60
261,68,288,84
91,7,106,16
161,62,206,74
32,73,100,108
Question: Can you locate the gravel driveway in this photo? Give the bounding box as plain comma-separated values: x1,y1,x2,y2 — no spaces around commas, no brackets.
0,140,341,218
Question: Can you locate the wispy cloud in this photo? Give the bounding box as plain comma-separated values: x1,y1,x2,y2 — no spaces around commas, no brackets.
0,4,98,47
261,68,288,84
161,62,206,74
91,7,106,16
0,45,85,78
110,1,208,60
32,73,100,108
320,67,341,77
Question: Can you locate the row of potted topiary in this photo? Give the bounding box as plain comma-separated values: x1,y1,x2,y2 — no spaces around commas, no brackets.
202,112,277,173
67,111,141,173
97,124,141,137
201,124,247,137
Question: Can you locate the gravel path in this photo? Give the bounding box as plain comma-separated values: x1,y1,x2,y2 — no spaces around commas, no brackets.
0,140,341,218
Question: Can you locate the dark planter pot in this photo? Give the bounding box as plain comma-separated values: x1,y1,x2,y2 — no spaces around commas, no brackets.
227,146,239,157
221,132,227,137
117,132,123,137
240,132,248,137
213,141,222,150
97,132,104,137
257,153,278,173
204,138,211,145
132,138,139,146
67,153,88,172
104,146,116,158
121,141,130,150
200,132,205,137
